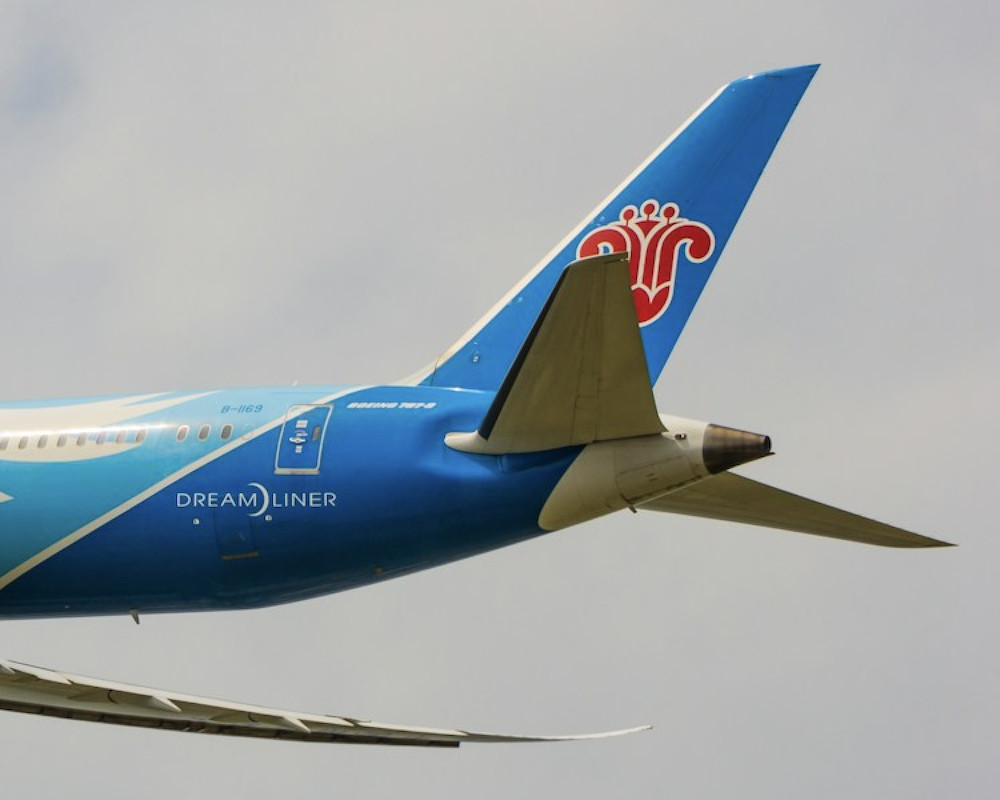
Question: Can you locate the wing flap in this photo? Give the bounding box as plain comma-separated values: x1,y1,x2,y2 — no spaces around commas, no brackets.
641,472,953,548
0,659,649,746
447,253,664,454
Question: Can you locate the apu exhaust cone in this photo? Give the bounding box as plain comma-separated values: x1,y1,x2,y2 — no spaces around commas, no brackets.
702,424,772,473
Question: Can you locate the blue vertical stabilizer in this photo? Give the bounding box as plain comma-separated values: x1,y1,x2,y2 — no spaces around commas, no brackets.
424,65,818,391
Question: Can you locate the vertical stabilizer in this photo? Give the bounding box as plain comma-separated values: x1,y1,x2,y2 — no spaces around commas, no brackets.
423,65,818,391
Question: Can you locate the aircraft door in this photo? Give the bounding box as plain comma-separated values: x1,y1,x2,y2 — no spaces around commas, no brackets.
275,404,333,475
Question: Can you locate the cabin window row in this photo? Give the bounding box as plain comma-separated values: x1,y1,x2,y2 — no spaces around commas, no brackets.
0,423,235,451
175,424,234,442
0,430,148,450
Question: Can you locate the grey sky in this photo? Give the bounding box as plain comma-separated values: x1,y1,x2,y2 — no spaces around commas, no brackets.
0,2,997,797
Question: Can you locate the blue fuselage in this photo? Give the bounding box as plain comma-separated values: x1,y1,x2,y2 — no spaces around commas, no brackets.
0,386,578,617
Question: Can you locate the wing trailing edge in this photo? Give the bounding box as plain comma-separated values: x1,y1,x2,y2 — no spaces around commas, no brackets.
0,659,649,747
446,253,664,455
641,472,953,548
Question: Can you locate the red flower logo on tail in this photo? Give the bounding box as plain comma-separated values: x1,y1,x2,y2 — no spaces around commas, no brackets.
577,200,715,326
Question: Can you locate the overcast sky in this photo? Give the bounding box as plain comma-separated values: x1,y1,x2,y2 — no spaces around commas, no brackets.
0,2,997,797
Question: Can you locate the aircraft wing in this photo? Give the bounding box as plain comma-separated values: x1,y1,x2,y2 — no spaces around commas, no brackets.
0,659,648,747
641,472,953,548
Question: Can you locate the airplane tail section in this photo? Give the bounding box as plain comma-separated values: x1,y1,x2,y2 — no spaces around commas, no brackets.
422,64,819,391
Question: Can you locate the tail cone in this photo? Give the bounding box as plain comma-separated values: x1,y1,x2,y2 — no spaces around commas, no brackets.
702,424,772,473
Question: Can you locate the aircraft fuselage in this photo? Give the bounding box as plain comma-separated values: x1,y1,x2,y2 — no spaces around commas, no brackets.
0,386,576,617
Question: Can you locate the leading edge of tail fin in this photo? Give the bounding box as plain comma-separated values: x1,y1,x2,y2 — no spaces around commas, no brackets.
419,64,818,391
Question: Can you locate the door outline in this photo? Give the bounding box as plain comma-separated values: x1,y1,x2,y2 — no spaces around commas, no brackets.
274,404,333,475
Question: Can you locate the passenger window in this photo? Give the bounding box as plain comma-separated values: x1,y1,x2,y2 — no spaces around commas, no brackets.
0,436,8,450
198,424,210,441
57,434,68,447
311,424,322,442
220,424,233,440
177,425,189,442
115,430,127,444
37,434,48,448
77,432,88,446
96,431,107,445
135,428,147,444
18,436,28,450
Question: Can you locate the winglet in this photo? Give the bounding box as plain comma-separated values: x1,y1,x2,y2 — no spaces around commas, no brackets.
459,723,653,744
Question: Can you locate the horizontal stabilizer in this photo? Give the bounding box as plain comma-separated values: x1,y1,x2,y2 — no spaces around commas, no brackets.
447,253,664,454
641,472,952,548
0,659,649,747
